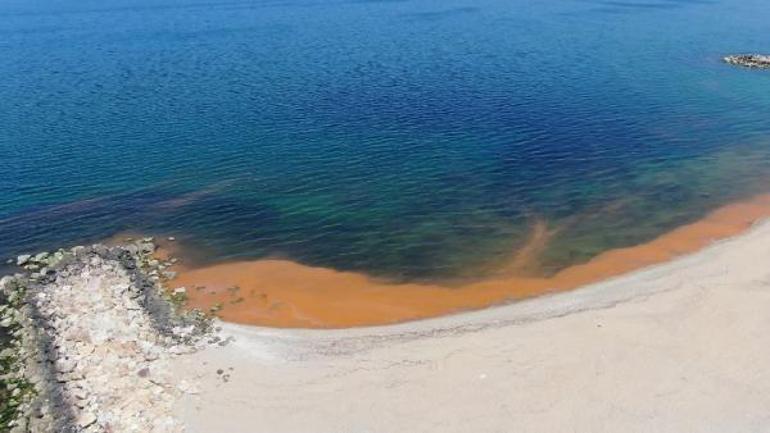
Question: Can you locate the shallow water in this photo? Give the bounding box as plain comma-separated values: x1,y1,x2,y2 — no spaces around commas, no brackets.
172,194,770,327
1,0,770,281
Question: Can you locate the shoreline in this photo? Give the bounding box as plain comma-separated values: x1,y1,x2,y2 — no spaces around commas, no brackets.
169,193,770,328
174,207,770,433
200,213,770,341
3,197,770,431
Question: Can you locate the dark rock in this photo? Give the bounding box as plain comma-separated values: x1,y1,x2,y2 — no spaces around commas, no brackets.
724,54,770,69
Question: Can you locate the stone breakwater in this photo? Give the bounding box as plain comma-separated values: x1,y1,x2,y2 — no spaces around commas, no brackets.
723,54,770,69
0,240,214,433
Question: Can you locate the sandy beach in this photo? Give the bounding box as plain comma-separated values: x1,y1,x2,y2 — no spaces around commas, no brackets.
172,216,770,433
5,1,770,431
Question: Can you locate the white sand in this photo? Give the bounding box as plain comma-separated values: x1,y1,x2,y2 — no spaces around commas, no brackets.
173,220,770,433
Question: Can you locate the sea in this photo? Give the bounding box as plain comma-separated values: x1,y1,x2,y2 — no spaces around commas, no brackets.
1,0,770,281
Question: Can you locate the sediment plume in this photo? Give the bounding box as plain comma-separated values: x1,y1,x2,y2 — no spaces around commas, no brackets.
172,194,770,328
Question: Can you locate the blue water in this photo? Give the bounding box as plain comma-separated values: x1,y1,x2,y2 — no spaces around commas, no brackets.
1,0,770,280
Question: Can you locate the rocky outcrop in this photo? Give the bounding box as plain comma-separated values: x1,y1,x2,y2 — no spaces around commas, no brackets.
0,240,212,433
724,54,770,69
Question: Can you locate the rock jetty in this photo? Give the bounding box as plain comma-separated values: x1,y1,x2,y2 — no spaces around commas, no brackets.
0,239,212,433
723,54,770,69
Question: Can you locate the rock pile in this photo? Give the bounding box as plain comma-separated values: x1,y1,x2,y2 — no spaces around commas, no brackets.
723,54,770,69
0,240,211,433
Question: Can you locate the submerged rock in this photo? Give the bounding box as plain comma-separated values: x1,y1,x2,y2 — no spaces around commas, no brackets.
724,54,770,69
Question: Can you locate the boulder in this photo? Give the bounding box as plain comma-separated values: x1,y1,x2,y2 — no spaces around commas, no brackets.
33,252,49,263
724,54,770,69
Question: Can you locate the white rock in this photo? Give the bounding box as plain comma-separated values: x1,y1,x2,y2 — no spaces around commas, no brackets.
16,254,31,266
177,380,200,395
55,358,77,374
77,411,97,428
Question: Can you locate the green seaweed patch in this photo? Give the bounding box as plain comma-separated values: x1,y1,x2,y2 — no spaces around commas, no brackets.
209,302,224,315
169,290,188,306
0,280,36,431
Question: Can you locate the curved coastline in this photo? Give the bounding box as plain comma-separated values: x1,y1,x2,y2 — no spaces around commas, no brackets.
173,205,770,433
169,193,770,328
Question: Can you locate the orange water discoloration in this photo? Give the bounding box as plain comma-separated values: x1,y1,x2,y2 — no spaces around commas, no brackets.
501,219,558,276
169,194,770,328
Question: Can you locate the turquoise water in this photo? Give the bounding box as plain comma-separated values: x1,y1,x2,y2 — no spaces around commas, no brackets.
1,0,770,280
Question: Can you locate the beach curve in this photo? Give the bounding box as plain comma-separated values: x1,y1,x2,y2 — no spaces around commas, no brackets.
172,201,770,433
170,193,770,328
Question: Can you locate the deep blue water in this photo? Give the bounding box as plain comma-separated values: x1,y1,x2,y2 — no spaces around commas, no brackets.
1,0,770,280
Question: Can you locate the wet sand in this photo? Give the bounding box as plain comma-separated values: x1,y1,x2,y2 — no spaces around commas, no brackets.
170,193,770,328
